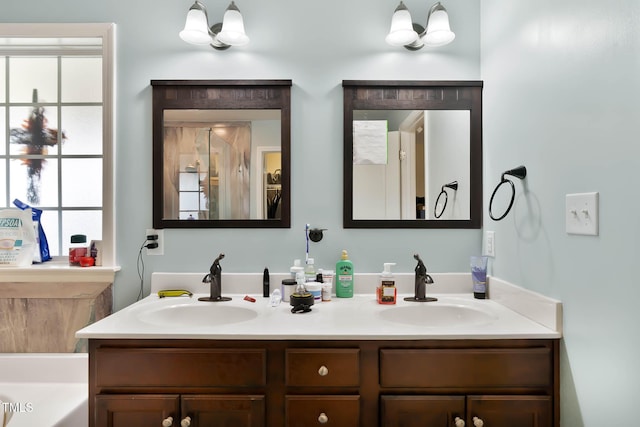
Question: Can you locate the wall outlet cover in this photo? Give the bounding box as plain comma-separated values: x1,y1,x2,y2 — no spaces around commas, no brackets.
146,228,164,255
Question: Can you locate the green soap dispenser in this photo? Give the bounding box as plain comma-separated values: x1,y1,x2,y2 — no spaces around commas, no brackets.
336,249,354,298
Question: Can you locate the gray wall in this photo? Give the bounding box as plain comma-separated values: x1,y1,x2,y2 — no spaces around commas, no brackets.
2,0,481,306
481,0,640,425
7,0,635,423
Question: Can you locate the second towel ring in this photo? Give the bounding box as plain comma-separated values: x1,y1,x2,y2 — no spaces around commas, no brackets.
434,181,458,219
489,166,527,221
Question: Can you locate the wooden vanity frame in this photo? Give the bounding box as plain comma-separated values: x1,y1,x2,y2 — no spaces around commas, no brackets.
88,337,559,427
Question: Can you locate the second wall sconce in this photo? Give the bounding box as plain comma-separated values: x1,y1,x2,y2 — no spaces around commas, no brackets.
386,1,455,50
179,0,249,50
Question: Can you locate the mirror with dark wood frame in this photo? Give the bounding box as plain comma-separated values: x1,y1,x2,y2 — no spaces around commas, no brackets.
343,80,483,229
152,80,291,228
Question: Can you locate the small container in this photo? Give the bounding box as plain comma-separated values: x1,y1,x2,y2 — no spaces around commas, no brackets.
304,258,316,282
471,255,489,299
306,282,322,301
79,256,95,267
290,259,304,280
321,269,334,286
281,279,297,302
269,289,282,307
377,262,397,304
321,282,332,301
69,234,88,266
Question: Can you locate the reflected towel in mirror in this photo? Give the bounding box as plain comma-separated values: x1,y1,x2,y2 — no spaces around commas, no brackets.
353,120,388,165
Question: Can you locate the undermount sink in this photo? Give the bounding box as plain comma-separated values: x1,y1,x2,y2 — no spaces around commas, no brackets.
379,303,497,327
137,303,258,327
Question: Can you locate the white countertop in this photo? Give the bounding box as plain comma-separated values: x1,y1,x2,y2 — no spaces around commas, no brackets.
76,273,562,340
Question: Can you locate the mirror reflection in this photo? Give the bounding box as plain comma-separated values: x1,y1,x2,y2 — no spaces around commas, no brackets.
152,80,291,228
163,109,282,221
352,109,470,221
343,80,483,229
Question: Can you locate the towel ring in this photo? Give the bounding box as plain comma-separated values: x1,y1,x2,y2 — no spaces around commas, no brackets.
489,166,527,221
434,181,458,219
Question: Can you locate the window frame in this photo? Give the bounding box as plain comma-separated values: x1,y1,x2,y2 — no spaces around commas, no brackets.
0,23,115,267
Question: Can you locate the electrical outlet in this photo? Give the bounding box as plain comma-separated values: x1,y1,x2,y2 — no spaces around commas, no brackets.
145,228,164,255
484,230,495,257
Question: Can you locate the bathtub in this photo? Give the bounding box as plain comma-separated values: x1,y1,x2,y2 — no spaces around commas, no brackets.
0,354,87,427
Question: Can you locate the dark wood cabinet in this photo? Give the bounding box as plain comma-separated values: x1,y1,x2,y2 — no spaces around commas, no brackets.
89,339,559,427
95,394,264,427
381,395,552,427
95,394,178,427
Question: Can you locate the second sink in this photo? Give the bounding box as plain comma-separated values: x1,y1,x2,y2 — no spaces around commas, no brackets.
379,303,497,327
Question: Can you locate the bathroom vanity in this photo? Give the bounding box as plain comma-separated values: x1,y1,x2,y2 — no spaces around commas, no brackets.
77,273,561,427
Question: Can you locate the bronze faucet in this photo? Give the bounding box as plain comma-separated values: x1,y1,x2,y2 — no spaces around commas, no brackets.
199,253,231,302
404,254,437,302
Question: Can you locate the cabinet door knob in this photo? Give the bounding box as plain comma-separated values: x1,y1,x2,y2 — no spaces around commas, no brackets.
162,416,173,427
181,416,191,427
318,365,329,376
454,416,465,427
472,417,484,427
318,412,329,424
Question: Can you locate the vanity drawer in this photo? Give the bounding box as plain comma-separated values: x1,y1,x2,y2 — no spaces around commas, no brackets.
285,349,360,387
95,348,266,389
380,347,552,389
285,395,359,427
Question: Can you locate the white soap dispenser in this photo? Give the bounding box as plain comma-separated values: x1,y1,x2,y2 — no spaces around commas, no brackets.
377,262,397,304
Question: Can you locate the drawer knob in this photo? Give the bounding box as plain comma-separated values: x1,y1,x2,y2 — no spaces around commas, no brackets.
454,416,465,427
318,365,329,376
318,412,329,424
473,417,484,427
181,416,191,427
162,416,173,427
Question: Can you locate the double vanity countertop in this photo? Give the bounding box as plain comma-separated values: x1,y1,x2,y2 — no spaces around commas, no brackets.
76,272,562,340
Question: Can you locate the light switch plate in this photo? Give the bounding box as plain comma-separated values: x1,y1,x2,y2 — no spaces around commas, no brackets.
565,192,599,236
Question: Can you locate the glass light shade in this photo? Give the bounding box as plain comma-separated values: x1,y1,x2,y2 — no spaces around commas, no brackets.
385,2,418,47
216,2,249,46
179,4,213,45
423,4,455,47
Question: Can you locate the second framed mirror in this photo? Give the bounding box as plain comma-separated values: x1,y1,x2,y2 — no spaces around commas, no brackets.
343,80,483,229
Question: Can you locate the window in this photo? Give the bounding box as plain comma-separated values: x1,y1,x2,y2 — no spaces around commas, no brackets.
0,24,115,265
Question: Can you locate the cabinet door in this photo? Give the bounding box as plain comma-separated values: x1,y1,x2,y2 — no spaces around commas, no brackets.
467,396,552,427
381,395,465,427
181,395,265,427
95,394,179,427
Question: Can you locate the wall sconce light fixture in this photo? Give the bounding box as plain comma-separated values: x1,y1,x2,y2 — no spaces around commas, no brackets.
386,1,455,50
179,0,249,50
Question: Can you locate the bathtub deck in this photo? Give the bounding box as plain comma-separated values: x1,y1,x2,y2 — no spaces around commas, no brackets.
0,354,87,427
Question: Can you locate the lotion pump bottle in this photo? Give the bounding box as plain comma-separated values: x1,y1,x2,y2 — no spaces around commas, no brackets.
335,250,354,298
377,262,397,304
